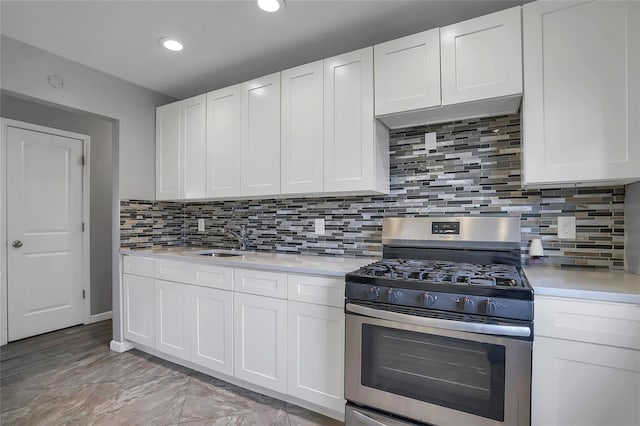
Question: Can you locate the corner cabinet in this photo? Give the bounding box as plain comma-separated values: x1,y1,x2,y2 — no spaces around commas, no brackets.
241,72,281,197
156,94,206,200
532,296,640,426
206,85,242,198
522,0,640,187
324,47,389,194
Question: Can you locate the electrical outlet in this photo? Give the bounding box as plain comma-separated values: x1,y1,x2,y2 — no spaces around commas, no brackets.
425,132,437,151
557,216,576,239
198,218,205,232
314,218,325,235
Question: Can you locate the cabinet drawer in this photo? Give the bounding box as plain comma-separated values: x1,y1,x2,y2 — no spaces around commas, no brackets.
123,256,155,278
288,274,344,307
189,263,233,291
535,296,640,350
234,268,287,299
155,259,190,283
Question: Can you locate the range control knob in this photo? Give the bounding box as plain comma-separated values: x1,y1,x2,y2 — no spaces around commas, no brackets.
367,287,381,301
457,296,474,311
386,289,400,302
480,299,497,315
422,293,436,307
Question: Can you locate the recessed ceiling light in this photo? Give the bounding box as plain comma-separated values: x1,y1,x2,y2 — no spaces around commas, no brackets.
257,0,281,13
159,37,183,52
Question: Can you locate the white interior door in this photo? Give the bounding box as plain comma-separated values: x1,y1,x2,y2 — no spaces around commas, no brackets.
7,125,86,341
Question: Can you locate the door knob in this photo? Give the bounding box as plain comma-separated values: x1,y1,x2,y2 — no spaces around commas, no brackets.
12,240,23,248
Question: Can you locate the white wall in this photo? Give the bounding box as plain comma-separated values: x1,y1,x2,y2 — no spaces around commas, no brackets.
0,35,174,342
626,182,640,274
0,35,174,199
1,94,114,315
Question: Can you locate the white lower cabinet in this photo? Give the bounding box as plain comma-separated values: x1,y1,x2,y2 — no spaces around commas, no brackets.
287,301,345,412
533,336,640,426
233,292,288,393
155,279,191,360
122,256,347,418
532,296,640,426
190,285,234,376
122,273,155,347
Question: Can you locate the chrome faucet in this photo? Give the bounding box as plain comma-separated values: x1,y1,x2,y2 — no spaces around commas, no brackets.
223,225,250,251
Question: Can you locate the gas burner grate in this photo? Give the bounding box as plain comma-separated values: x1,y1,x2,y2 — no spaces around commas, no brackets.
357,258,523,287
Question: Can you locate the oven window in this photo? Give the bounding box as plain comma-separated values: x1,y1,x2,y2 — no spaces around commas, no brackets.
361,324,506,421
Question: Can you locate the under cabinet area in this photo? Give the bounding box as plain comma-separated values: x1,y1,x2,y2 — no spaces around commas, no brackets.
532,296,640,426
522,0,640,187
120,254,349,419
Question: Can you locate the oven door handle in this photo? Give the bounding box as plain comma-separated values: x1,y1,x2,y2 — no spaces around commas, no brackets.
346,303,531,337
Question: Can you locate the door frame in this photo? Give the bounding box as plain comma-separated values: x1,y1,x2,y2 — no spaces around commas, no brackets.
0,118,91,345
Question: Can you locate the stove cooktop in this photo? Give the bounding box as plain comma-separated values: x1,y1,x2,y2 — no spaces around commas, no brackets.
357,258,524,287
345,258,533,321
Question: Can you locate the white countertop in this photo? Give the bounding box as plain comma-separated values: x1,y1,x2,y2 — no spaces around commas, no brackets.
524,266,640,305
121,247,377,277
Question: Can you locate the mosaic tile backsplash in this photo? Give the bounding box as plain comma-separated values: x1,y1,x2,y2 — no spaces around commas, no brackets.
121,114,625,269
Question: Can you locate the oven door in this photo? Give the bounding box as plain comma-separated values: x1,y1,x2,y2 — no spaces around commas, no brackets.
345,303,532,426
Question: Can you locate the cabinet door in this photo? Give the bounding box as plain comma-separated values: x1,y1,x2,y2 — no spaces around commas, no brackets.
155,279,191,360
532,336,640,426
522,1,640,186
156,102,180,200
440,6,522,105
288,301,345,413
241,72,281,197
233,292,287,393
374,28,441,115
324,47,375,193
190,286,233,376
206,85,242,198
180,94,206,199
281,61,324,195
123,274,155,347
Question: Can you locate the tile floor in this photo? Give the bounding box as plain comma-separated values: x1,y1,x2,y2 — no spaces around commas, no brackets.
0,320,342,426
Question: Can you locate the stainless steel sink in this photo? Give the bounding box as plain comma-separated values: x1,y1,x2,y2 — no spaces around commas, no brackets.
199,252,242,258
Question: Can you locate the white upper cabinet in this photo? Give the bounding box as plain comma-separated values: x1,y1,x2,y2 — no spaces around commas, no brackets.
375,7,523,129
522,1,640,187
156,94,206,200
206,85,242,198
156,102,180,200
324,47,389,194
281,61,324,195
374,28,441,115
440,6,523,105
241,72,281,197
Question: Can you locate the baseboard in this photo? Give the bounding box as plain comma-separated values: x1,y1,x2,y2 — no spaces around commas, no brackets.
110,339,134,353
90,311,112,323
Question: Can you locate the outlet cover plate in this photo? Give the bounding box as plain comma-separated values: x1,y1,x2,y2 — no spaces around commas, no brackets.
197,218,205,232
314,218,325,235
557,216,576,239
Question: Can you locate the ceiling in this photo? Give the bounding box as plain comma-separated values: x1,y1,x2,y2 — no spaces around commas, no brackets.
1,0,527,100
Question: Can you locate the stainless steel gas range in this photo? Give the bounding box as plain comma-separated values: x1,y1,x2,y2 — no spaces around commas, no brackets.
344,217,533,426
